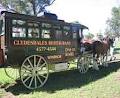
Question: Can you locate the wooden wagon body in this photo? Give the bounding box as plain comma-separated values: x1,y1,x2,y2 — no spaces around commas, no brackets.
0,11,89,89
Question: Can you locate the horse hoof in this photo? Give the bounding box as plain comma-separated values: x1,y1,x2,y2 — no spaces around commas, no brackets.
103,63,108,67
93,66,99,70
114,57,116,60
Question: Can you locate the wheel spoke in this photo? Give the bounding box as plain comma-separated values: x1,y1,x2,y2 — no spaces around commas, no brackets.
34,75,37,88
39,62,46,68
23,75,32,83
29,76,34,88
21,70,31,77
37,63,47,72
22,65,32,71
36,75,43,84
39,74,46,79
36,57,41,67
34,55,36,67
27,58,33,68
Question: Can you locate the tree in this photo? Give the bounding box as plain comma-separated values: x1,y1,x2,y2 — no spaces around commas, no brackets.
84,33,94,39
0,0,55,16
106,6,120,37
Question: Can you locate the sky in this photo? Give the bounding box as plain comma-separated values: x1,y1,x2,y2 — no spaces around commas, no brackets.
47,0,120,35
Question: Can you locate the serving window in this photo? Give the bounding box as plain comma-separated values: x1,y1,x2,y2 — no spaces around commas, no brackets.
72,27,79,39
12,27,26,38
28,28,39,38
52,24,62,39
63,25,71,39
0,15,5,35
55,30,62,39
12,20,25,26
12,19,26,38
41,29,51,39
42,23,51,28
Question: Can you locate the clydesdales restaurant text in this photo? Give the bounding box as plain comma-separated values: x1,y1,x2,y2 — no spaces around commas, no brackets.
13,40,71,46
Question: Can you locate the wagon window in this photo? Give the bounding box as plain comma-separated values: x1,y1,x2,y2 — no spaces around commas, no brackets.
53,25,61,29
12,27,26,37
12,20,25,26
63,26,71,38
0,20,3,34
27,22,39,27
41,29,51,39
42,23,51,28
79,29,82,38
55,30,62,39
0,15,5,35
53,24,62,39
72,27,78,39
28,28,39,38
0,20,4,35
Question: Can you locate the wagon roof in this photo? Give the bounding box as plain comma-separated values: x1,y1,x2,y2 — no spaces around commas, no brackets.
1,11,88,30
1,11,65,23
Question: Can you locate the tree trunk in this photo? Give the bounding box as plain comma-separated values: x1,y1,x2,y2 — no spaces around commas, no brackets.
32,0,37,16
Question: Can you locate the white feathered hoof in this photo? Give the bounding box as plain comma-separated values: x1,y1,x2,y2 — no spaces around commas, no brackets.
92,65,99,70
92,60,99,70
103,62,108,67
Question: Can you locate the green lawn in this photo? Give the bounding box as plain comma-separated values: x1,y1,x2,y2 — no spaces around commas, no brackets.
0,68,15,84
1,62,120,98
114,40,120,53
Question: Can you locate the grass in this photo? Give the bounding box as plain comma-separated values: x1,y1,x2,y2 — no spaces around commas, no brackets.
0,68,15,84
114,40,120,53
1,62,120,98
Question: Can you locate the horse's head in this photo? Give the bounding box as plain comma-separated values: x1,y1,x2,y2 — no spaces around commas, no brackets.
108,38,115,47
103,37,115,49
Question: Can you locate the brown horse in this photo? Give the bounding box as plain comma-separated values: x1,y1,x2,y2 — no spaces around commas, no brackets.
81,37,112,70
92,37,112,69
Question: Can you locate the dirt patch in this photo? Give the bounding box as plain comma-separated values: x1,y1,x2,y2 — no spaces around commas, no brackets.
1,92,19,98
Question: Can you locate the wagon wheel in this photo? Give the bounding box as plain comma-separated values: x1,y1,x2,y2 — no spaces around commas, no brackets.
77,54,90,73
4,65,20,80
20,55,49,89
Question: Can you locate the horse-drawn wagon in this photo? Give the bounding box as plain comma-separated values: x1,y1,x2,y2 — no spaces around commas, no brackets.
0,11,109,89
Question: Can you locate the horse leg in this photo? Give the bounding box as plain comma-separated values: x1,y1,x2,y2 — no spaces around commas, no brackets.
102,52,108,67
93,53,99,70
99,54,103,65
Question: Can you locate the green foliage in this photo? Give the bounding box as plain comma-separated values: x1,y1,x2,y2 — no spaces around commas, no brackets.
85,33,94,39
0,0,55,15
106,6,120,37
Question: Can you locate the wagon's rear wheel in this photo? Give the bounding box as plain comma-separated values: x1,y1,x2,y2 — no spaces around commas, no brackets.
77,54,90,73
4,66,19,80
20,55,49,89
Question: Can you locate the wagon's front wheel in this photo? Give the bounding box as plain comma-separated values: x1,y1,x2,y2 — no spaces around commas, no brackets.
20,55,49,89
77,55,90,73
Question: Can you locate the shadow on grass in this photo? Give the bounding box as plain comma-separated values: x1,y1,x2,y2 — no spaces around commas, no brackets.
114,48,120,51
5,61,120,95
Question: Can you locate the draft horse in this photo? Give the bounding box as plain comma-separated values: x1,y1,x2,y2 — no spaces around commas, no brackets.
92,37,112,70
